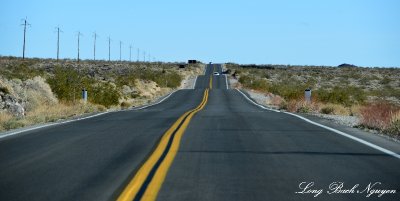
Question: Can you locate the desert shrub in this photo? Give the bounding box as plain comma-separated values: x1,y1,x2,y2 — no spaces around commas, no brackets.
386,111,400,136
2,119,26,130
239,75,269,92
320,104,350,115
370,87,400,99
359,102,399,131
116,69,182,89
1,62,45,80
0,86,9,94
321,106,334,114
120,101,132,109
380,77,392,85
47,66,82,102
89,82,120,108
48,66,120,107
268,82,306,101
315,86,366,106
156,71,182,88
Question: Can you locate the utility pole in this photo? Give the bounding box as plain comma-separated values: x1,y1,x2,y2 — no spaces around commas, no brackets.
108,36,111,61
137,48,140,62
93,32,98,60
77,31,83,63
129,45,132,62
55,26,62,61
119,41,122,62
21,17,30,60
148,53,151,63
143,51,146,62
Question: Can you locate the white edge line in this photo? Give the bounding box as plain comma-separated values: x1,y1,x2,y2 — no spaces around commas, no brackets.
0,90,179,139
130,90,177,111
237,88,400,160
283,111,400,160
236,89,280,112
193,76,198,89
0,111,109,139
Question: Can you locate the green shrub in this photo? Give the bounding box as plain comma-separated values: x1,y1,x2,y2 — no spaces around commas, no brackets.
268,82,306,101
239,75,269,92
120,101,132,109
315,86,366,106
1,62,44,80
321,106,334,114
89,83,120,108
48,66,120,108
0,86,10,94
3,119,26,130
47,66,82,102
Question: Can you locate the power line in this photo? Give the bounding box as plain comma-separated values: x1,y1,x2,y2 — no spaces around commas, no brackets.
129,44,132,62
93,32,98,60
137,48,139,62
108,36,111,61
55,26,63,61
20,17,31,60
119,41,123,62
76,31,83,63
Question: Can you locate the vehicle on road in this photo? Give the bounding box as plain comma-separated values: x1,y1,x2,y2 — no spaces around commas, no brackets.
213,72,220,76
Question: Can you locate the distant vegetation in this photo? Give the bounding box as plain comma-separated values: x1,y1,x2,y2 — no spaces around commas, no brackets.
0,57,201,131
227,63,400,137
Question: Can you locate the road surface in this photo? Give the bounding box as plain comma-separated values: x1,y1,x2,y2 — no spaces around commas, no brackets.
0,64,399,201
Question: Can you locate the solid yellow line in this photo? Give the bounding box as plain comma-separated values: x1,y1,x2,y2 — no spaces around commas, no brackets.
117,89,209,201
141,89,208,201
209,75,213,89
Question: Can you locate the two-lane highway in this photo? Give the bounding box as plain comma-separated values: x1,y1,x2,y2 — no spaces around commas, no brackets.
1,64,399,201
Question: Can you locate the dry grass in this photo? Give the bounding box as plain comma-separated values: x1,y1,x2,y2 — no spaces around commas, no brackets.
359,102,399,131
320,103,350,115
0,112,13,130
386,111,400,136
285,100,320,113
0,101,104,131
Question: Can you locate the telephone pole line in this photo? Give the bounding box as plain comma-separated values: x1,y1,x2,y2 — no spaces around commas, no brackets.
55,26,62,61
129,44,132,62
93,32,98,60
137,48,140,62
143,51,146,62
119,41,122,62
108,36,111,61
77,31,83,63
21,17,30,60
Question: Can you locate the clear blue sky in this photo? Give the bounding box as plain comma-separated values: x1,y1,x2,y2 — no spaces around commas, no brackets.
1,0,399,67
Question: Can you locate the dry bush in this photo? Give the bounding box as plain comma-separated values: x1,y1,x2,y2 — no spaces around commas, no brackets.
360,102,399,131
26,101,101,124
386,111,400,136
286,100,319,113
268,94,285,106
0,101,103,131
320,104,350,115
0,112,13,131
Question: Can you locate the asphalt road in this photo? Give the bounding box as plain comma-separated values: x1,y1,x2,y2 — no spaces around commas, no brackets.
1,64,399,201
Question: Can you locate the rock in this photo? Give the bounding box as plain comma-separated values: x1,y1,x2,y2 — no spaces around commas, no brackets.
0,93,25,117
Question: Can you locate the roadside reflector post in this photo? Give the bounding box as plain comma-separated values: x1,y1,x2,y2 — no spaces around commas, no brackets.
305,88,311,103
82,88,88,102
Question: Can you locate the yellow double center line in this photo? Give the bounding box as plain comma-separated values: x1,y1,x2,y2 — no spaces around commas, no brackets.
209,75,213,89
117,89,209,201
209,64,216,89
